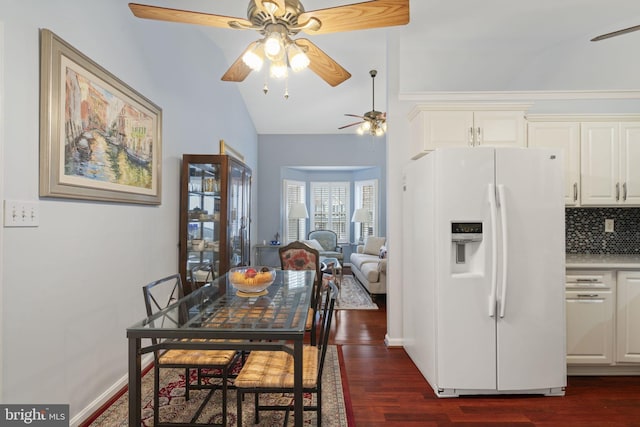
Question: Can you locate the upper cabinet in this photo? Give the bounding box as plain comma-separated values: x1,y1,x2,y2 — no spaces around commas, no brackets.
179,154,252,293
581,121,640,206
528,121,581,206
527,115,640,207
408,105,528,159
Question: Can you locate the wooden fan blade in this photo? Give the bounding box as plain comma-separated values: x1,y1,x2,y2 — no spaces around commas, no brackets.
254,0,286,16
129,3,252,29
294,39,351,86
298,0,409,35
221,42,257,82
339,121,365,130
591,24,640,41
345,113,367,119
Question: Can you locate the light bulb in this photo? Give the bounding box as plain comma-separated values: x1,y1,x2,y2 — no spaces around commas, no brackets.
375,126,384,136
270,60,288,79
242,44,264,71
357,125,365,135
287,44,310,72
264,32,283,60
361,121,371,132
381,122,387,132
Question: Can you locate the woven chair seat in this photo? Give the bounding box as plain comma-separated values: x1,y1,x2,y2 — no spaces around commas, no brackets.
234,346,319,389
159,348,237,365
306,308,314,330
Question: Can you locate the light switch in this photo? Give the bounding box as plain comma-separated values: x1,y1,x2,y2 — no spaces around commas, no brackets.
3,200,39,227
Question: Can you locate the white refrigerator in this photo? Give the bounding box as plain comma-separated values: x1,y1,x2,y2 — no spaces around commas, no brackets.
402,147,566,397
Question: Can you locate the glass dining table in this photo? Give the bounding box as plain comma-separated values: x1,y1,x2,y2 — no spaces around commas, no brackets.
127,269,315,426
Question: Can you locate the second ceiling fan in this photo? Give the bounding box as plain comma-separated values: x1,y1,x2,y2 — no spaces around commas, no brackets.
129,0,410,87
339,69,387,136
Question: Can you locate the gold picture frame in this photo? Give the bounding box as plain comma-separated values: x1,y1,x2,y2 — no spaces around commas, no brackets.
219,139,244,162
39,29,162,205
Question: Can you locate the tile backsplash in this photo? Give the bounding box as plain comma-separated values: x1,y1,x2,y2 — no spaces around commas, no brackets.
566,208,640,254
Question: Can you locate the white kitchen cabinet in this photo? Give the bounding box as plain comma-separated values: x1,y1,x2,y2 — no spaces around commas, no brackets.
616,271,640,363
581,122,640,206
528,121,581,206
408,106,527,159
565,271,615,365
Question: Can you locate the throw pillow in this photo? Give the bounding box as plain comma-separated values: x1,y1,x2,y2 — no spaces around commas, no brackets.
379,245,387,259
301,239,324,252
363,236,386,255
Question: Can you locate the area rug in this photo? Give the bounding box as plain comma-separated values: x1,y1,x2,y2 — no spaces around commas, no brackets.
86,346,349,426
337,275,378,310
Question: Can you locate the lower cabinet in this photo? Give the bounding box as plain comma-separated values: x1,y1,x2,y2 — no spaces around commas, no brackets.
616,271,640,363
566,269,640,372
565,271,615,364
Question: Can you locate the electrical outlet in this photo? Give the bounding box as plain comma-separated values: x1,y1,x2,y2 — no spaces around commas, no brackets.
3,200,39,227
605,219,614,233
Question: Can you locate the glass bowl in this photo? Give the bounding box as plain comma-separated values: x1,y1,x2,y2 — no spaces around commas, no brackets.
228,266,276,295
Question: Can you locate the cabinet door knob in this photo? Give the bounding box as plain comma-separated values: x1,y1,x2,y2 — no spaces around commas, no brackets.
469,127,474,146
573,182,578,202
623,182,627,201
616,183,620,201
476,127,482,145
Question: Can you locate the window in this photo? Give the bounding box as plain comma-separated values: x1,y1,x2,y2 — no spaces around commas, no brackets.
283,180,306,242
310,182,349,243
354,179,378,241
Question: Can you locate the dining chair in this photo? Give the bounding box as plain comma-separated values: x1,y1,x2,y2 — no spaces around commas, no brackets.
142,273,240,426
279,241,323,345
189,261,214,293
322,260,341,303
234,282,339,427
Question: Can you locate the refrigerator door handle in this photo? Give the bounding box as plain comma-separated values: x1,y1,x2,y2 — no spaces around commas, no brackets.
497,184,508,318
488,183,498,317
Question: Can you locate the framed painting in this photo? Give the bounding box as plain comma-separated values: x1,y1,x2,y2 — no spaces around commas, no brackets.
39,29,162,205
219,139,244,162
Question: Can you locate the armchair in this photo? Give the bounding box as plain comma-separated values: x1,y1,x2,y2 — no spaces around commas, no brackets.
307,230,344,263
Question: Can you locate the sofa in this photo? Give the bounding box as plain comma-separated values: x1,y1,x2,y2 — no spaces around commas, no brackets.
349,236,386,295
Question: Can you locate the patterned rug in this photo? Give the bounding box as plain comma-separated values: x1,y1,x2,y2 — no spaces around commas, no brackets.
337,275,378,310
86,346,348,426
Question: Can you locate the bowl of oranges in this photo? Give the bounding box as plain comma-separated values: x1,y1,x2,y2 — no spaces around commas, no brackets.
228,266,276,296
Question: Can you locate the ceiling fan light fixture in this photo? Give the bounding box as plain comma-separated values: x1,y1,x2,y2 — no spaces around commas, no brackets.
242,43,265,71
375,126,384,137
287,43,310,72
269,59,288,79
264,26,286,60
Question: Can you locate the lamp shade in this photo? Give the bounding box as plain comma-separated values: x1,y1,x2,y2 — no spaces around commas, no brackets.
288,202,309,219
351,208,370,223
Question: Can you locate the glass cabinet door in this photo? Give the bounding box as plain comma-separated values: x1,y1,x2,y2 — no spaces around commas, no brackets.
227,161,251,268
185,161,222,290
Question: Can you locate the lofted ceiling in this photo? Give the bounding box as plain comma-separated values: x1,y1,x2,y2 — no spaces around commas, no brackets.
129,0,640,135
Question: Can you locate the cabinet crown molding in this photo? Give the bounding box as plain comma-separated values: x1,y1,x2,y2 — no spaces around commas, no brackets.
527,114,640,122
408,103,532,120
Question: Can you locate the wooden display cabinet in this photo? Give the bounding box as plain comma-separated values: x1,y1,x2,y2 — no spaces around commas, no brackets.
179,154,252,293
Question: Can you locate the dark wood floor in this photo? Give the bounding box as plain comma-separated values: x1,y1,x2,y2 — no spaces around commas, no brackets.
332,291,640,426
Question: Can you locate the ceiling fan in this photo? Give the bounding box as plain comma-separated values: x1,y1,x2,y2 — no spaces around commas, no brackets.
128,0,410,90
591,23,640,41
339,69,386,136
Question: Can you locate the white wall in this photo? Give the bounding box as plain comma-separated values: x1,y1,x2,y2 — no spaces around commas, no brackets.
0,0,257,422
0,19,5,399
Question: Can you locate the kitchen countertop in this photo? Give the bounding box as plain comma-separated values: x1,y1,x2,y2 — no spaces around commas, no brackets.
566,253,640,269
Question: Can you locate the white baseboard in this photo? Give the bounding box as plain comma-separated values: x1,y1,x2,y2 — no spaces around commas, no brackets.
70,354,154,426
384,333,404,348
